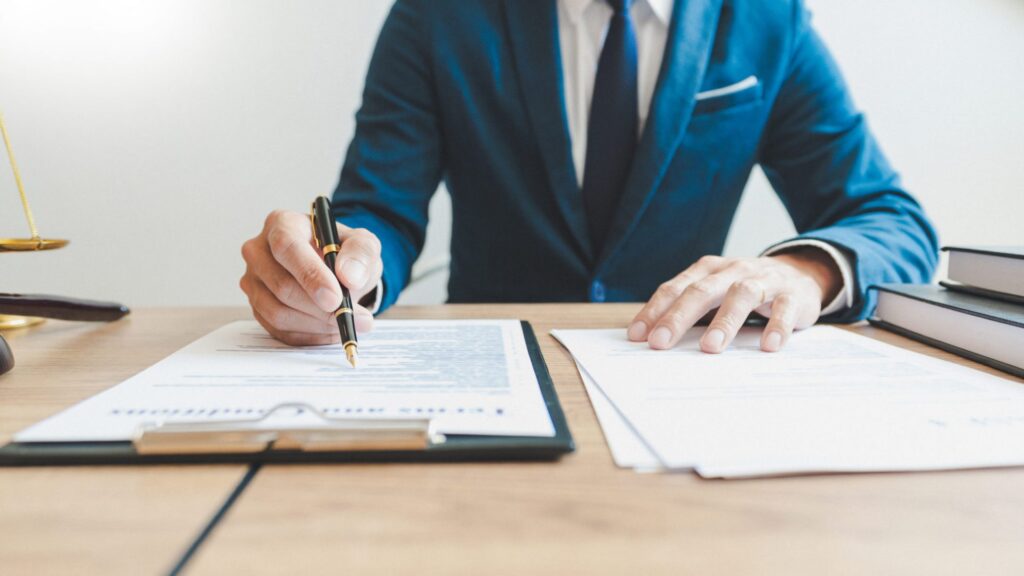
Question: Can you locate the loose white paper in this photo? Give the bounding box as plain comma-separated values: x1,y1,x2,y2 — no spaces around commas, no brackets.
17,320,555,442
553,326,1024,478
573,360,662,471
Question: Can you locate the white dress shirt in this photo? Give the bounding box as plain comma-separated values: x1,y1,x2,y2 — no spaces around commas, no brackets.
556,0,853,314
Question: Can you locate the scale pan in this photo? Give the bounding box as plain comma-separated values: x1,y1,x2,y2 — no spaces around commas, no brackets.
0,237,69,251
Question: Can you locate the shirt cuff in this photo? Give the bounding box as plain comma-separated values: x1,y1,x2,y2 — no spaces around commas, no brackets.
762,239,854,316
358,279,384,315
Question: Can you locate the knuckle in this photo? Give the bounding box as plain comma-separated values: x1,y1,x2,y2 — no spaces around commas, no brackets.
686,279,716,298
266,274,295,303
773,292,795,308
635,310,659,328
771,315,795,333
733,279,763,300
266,226,294,257
265,209,287,227
697,255,722,267
730,260,755,275
248,284,266,310
663,307,690,329
655,281,682,300
298,264,323,290
712,311,743,330
674,272,697,286
240,239,254,261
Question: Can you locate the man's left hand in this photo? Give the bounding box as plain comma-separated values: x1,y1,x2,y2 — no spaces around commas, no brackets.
627,250,843,353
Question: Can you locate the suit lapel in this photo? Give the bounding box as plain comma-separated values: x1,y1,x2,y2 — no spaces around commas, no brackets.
596,0,724,269
504,0,594,263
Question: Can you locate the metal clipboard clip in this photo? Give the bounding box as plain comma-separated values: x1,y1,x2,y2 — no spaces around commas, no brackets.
132,402,446,455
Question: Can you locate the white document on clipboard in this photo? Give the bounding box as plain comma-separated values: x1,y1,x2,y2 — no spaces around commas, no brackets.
17,320,555,443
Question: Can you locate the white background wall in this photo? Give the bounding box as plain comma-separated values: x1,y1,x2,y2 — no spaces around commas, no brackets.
2,0,1022,308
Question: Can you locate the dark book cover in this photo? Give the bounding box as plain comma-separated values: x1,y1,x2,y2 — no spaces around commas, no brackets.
942,245,1024,260
939,280,1024,306
872,284,1024,329
869,284,1024,379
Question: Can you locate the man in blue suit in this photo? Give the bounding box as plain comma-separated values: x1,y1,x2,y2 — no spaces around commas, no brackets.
240,0,938,353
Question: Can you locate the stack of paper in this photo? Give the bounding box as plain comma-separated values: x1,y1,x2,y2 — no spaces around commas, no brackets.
553,326,1024,478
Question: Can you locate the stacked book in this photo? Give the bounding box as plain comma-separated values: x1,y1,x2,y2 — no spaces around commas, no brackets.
870,246,1024,378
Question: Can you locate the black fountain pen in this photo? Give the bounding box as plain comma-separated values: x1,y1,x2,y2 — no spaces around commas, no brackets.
311,196,359,368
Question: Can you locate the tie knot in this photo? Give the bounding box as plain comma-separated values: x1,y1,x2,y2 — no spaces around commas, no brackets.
607,0,633,16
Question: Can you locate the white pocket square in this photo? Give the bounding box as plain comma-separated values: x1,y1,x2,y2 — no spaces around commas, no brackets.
695,75,759,101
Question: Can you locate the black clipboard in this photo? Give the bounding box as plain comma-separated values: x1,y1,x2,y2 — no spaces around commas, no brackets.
0,321,574,466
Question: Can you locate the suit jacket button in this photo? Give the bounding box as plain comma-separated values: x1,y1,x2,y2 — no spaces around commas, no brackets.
590,281,606,302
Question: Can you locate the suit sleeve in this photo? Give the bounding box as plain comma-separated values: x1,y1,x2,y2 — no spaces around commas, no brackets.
759,0,939,322
331,0,443,312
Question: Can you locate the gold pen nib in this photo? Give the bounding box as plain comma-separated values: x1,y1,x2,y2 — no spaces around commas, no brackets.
344,342,358,368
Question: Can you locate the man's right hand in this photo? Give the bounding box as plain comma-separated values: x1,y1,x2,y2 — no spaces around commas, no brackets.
240,210,383,346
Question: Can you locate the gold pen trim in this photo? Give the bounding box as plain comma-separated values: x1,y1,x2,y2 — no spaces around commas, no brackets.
309,205,320,249
334,307,353,317
343,341,359,368
321,243,340,256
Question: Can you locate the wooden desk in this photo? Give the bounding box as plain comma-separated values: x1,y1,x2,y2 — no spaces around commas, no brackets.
0,309,252,576
3,306,1023,575
181,304,1022,576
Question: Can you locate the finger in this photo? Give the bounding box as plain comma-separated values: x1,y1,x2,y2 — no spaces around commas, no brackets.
334,225,383,295
701,277,780,354
246,278,338,335
352,304,375,334
351,251,384,305
646,267,747,350
761,293,800,352
253,310,338,347
266,211,342,313
628,255,731,341
243,239,327,319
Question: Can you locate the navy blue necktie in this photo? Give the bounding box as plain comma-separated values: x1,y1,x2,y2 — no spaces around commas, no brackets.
582,0,638,253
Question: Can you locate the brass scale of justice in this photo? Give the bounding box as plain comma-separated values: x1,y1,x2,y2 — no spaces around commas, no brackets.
0,113,129,375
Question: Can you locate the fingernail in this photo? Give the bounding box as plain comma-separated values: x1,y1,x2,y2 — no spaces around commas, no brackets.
627,321,648,341
763,331,782,352
315,288,339,312
649,326,673,349
702,329,725,353
340,259,368,287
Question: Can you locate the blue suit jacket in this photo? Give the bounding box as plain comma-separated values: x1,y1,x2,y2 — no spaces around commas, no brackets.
333,0,938,321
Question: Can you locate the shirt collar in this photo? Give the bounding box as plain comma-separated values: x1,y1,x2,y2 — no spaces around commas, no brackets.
561,0,673,26
646,0,673,24
560,0,591,25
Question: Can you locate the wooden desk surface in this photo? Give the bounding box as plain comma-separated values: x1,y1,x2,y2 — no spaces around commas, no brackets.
0,309,252,576
181,304,1022,576
3,305,1023,576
